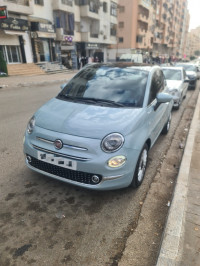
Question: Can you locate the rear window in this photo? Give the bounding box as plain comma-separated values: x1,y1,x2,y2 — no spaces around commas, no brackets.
162,69,182,80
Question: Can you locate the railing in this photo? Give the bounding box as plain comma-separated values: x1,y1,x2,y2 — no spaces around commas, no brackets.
5,0,29,6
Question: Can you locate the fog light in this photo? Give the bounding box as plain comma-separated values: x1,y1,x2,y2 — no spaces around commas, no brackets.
108,156,126,168
91,175,100,184
26,155,32,163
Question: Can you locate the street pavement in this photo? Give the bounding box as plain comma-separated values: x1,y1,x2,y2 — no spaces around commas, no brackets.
1,73,200,265
0,71,78,89
157,88,200,266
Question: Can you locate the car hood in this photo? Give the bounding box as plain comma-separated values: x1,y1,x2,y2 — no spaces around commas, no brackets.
35,98,143,139
166,80,182,90
186,71,196,76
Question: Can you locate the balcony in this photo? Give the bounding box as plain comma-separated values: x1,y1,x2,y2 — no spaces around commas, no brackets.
81,32,100,43
80,5,100,20
52,0,74,13
139,0,150,10
137,28,147,35
138,13,149,24
2,0,33,15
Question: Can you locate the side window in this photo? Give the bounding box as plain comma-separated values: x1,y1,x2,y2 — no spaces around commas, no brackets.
158,70,165,91
148,70,163,105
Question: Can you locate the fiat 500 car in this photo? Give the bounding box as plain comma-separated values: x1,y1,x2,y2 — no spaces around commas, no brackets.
23,63,173,190
162,67,188,109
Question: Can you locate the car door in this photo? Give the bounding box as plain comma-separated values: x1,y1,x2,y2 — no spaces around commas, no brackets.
146,69,169,145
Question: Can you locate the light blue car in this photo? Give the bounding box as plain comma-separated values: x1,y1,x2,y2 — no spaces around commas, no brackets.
23,63,173,190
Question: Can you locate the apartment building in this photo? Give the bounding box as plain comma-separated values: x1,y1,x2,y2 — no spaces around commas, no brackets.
0,0,118,68
112,0,152,60
0,0,33,64
115,0,189,61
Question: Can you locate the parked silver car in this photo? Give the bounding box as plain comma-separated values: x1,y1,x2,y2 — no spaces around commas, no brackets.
24,63,173,190
176,63,198,89
162,67,188,109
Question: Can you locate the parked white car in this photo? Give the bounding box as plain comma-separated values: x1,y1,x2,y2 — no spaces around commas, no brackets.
162,67,188,109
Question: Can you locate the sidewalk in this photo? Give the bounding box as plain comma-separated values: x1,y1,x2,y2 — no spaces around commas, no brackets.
0,71,78,88
157,90,200,265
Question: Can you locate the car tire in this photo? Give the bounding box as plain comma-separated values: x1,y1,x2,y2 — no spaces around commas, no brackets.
130,143,148,188
162,112,171,134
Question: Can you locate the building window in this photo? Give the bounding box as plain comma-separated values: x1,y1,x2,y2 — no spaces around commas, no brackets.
89,0,100,13
136,35,143,43
103,2,107,12
118,5,125,13
54,11,75,35
61,0,73,6
118,37,123,43
110,1,117,17
34,0,44,5
119,22,124,28
110,23,117,36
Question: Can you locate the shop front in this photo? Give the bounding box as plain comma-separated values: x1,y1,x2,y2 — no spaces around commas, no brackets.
0,17,32,64
61,36,77,69
30,22,56,63
85,43,104,62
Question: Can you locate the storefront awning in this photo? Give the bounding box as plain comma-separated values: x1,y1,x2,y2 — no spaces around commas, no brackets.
36,31,56,39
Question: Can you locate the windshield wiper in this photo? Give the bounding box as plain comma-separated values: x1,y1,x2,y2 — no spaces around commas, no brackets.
81,97,125,107
58,94,125,107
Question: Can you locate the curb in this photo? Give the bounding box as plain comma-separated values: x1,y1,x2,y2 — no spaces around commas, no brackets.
156,90,200,265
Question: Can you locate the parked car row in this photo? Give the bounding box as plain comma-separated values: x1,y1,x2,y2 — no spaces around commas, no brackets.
23,61,198,191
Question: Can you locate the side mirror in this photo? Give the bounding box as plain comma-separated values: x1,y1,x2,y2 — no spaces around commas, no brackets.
60,82,68,90
157,92,172,103
184,77,189,83
154,92,173,110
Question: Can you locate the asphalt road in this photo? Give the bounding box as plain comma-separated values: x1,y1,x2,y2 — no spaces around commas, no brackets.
0,82,198,266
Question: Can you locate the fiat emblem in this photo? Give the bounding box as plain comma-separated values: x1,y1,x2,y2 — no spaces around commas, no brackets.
54,139,63,150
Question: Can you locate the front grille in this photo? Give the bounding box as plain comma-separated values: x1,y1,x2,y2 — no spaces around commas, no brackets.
27,155,102,185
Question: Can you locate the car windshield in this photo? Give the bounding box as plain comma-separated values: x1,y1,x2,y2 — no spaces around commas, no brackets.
58,65,149,108
162,69,182,80
176,64,197,72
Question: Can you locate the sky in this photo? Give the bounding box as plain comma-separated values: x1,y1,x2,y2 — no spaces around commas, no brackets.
188,0,200,30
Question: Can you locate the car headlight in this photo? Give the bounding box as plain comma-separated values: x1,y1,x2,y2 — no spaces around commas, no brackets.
101,133,124,153
108,155,126,168
27,116,35,134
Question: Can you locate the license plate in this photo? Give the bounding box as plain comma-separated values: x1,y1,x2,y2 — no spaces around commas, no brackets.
37,151,77,170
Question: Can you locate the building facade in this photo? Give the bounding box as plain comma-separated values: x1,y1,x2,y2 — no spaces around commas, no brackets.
114,0,190,61
0,0,118,67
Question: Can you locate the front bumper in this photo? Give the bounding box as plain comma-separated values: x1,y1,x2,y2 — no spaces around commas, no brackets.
23,126,140,190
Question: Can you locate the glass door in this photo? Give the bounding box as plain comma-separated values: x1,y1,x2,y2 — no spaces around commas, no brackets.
3,46,22,63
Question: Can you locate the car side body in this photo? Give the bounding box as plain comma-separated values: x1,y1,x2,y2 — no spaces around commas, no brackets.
23,63,173,190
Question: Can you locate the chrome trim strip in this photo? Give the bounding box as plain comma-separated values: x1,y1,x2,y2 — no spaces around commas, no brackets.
36,137,88,151
63,144,88,151
32,144,90,161
36,137,53,144
102,174,124,181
